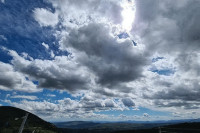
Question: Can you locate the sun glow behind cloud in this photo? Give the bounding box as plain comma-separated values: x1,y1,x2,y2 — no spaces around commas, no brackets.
121,0,136,32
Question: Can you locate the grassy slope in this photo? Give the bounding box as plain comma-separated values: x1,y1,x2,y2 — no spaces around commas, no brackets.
0,106,59,133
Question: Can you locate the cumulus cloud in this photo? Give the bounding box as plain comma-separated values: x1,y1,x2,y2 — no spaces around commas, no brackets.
0,61,41,93
7,96,133,121
2,21,147,95
143,113,149,117
134,0,200,54
125,0,200,111
46,0,123,28
7,49,93,92
144,79,200,110
63,23,147,87
121,98,135,107
33,8,59,27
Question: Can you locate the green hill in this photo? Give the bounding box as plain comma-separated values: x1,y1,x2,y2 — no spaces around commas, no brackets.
0,106,59,133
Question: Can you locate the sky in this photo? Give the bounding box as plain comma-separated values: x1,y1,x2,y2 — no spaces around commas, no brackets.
0,0,200,122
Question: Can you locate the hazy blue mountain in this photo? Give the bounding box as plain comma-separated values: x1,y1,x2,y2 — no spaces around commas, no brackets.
54,121,100,129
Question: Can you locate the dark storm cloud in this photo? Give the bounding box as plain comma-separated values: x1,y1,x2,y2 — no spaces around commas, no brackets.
65,23,147,87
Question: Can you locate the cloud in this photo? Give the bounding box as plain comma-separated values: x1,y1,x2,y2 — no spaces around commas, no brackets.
154,100,200,110
3,21,147,95
8,96,130,121
63,23,147,87
41,42,55,58
50,50,55,58
7,49,93,92
0,61,41,93
121,98,135,107
33,8,59,27
126,0,200,111
0,35,7,41
144,80,200,110
10,95,38,100
46,94,56,97
151,86,200,102
1,0,200,120
104,99,116,108
46,0,123,28
141,53,200,110
42,42,49,50
143,113,149,117
134,0,200,54
1,0,5,3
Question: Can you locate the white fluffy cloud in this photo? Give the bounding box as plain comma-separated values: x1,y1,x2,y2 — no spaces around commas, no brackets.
41,42,49,50
46,0,123,29
7,96,136,121
33,8,59,27
143,113,149,117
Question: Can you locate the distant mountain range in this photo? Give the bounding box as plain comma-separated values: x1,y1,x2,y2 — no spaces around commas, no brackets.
54,121,100,129
115,118,200,124
55,120,200,133
0,106,59,133
54,118,200,129
54,121,165,129
54,118,200,133
1,106,200,133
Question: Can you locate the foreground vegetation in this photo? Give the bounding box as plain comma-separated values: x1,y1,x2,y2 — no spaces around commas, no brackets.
0,106,59,133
